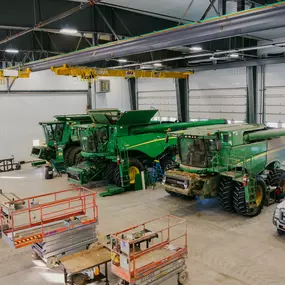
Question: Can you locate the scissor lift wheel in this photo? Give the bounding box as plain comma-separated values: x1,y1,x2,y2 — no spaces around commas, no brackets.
178,270,189,284
32,251,40,260
46,256,57,269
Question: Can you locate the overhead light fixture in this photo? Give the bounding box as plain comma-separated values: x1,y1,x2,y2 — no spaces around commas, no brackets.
60,28,78,34
230,53,239,58
5,48,19,54
117,59,128,63
190,46,203,52
153,63,162,67
140,65,153,70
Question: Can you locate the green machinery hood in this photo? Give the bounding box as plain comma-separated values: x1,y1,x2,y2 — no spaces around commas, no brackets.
87,109,157,125
117,110,157,125
169,123,265,138
54,114,91,122
131,119,227,135
244,128,285,142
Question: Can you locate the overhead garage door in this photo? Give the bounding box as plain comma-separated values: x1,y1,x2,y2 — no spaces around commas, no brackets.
264,63,285,127
0,92,87,161
188,67,247,122
137,78,177,120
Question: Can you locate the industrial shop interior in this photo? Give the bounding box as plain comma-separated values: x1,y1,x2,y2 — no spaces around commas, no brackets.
1,1,285,285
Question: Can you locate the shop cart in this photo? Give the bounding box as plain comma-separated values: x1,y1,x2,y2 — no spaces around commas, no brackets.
59,243,111,285
110,215,189,285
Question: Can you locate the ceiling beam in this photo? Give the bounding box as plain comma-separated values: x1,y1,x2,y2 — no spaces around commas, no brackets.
68,0,194,23
18,2,285,72
0,0,100,47
184,56,285,71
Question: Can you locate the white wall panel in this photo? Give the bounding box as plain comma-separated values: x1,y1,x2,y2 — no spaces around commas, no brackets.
188,68,247,121
94,77,130,111
12,70,88,91
0,93,87,161
264,63,285,124
0,70,88,162
137,78,177,118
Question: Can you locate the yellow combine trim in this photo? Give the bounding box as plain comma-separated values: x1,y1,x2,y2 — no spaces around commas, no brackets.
51,64,192,80
127,137,176,150
129,166,140,184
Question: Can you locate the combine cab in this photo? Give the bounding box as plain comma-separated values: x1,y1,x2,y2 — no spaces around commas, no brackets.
163,124,285,216
67,108,227,187
31,114,92,170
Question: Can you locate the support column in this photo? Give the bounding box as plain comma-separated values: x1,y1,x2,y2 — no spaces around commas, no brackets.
218,0,227,15
128,78,137,110
237,0,246,11
87,82,92,110
246,66,257,124
175,77,189,122
256,65,265,124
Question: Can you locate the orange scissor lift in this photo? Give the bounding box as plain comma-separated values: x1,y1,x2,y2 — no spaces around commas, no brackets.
110,215,189,285
1,187,98,267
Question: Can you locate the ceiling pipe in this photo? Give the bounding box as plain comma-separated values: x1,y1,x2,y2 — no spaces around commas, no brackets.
110,41,285,69
0,0,101,47
16,2,285,71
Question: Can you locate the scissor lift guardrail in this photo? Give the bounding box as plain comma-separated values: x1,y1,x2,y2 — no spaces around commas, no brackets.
1,187,98,249
110,215,188,285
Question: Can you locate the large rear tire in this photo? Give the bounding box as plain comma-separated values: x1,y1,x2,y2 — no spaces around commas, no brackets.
64,146,75,167
218,177,234,212
114,158,144,187
105,163,116,184
160,157,177,171
267,169,285,189
68,146,82,166
233,176,266,217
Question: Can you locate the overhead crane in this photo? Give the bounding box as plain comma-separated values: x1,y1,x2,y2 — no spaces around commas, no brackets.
0,69,31,83
51,64,192,80
0,65,191,86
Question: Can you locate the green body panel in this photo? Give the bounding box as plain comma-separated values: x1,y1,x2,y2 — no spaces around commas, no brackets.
67,109,228,185
117,110,158,125
245,128,285,142
130,119,227,135
117,133,177,158
31,114,92,167
164,123,285,214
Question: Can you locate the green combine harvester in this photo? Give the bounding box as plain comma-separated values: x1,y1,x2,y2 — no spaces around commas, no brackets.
163,123,285,216
31,114,92,170
67,109,227,189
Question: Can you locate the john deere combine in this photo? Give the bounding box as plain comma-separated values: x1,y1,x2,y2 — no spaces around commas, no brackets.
163,123,285,216
31,114,92,169
67,109,227,188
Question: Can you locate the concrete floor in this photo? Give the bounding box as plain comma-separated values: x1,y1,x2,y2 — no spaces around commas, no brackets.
0,166,285,285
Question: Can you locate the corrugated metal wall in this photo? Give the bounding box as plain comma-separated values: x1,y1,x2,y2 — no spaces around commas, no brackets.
264,63,285,126
137,78,177,120
188,67,247,122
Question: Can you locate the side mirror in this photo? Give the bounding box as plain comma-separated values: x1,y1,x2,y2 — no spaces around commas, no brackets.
165,135,169,143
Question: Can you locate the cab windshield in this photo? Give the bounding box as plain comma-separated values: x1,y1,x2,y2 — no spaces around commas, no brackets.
179,137,217,168
79,127,108,153
43,123,65,142
79,130,97,153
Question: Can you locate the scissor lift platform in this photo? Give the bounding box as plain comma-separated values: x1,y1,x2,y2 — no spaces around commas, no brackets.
110,215,189,285
1,187,98,267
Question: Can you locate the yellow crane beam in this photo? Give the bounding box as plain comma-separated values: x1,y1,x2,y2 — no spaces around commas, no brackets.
51,64,192,80
0,69,31,80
